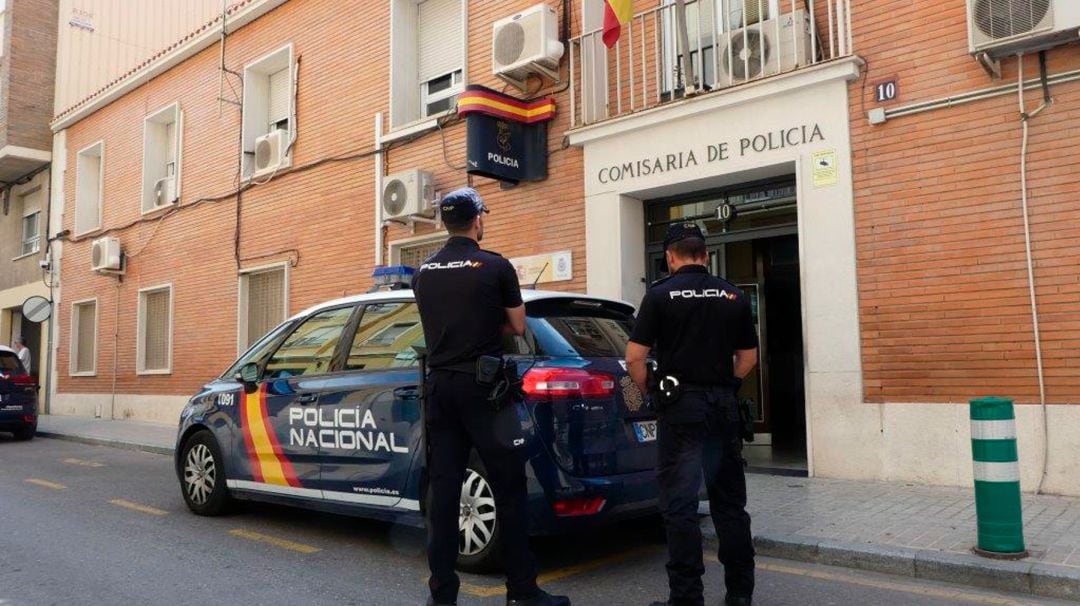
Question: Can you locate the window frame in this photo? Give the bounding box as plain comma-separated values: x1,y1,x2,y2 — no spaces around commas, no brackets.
389,231,447,266
20,207,41,257
241,43,295,180
141,102,183,214
136,284,174,375
237,262,290,356
388,0,468,132
420,69,464,119
74,140,105,237
69,298,99,377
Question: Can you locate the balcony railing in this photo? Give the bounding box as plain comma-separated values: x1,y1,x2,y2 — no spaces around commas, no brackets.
569,0,854,128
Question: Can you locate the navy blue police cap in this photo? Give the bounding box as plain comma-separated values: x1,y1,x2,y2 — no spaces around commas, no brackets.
439,187,489,223
663,221,705,250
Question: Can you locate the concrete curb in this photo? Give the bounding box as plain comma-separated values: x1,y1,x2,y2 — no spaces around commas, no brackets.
747,533,1080,601
36,430,174,456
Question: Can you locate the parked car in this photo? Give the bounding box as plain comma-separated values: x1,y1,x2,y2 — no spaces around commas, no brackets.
175,289,658,571
0,345,38,441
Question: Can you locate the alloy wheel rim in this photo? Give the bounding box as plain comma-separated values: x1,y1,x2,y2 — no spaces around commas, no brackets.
458,469,496,556
184,443,216,506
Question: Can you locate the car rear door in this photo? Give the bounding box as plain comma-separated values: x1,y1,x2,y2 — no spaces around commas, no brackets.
0,351,34,418
234,305,356,494
316,300,425,511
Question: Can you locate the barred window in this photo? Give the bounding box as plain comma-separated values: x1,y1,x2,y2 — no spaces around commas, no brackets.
241,266,286,350
138,286,172,373
398,240,444,269
72,301,97,375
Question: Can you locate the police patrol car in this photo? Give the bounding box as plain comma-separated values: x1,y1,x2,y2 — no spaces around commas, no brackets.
175,282,659,571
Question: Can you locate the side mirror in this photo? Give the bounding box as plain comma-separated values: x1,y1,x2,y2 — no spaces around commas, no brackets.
235,362,260,393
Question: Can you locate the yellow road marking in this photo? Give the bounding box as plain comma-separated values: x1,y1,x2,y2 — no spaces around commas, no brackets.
228,529,321,554
63,458,104,468
460,546,662,598
25,478,65,490
109,499,168,516
756,560,1035,606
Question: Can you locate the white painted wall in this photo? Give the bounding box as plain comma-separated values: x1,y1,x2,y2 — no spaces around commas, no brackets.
52,392,189,425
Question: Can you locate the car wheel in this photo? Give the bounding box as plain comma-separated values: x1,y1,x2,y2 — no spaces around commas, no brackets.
13,423,35,441
180,430,231,516
455,459,502,574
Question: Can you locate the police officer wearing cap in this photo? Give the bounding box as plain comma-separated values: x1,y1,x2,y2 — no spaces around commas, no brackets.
412,188,570,606
625,222,759,606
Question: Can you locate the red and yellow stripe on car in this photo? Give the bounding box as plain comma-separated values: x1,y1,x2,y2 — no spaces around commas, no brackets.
240,386,300,487
456,85,556,124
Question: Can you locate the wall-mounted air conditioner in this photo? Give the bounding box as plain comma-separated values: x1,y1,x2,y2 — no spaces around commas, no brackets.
719,10,813,86
493,4,564,89
254,129,288,175
968,0,1080,58
382,169,435,220
153,175,177,207
91,237,123,272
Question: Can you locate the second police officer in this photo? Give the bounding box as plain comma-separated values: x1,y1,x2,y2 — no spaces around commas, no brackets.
412,187,570,606
625,222,760,606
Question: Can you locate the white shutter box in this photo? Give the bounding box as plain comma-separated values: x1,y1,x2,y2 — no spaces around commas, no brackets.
268,67,290,126
418,0,463,83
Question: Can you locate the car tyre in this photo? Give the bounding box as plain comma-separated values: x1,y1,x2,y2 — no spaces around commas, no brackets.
13,422,35,441
180,430,232,516
454,456,503,574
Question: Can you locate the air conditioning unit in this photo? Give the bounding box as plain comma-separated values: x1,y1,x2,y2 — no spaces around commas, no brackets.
967,0,1080,58
254,129,288,175
381,169,435,220
719,10,813,86
153,175,177,207
492,4,564,88
90,237,123,272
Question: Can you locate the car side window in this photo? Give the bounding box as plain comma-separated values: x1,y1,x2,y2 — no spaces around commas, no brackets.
264,306,354,379
223,321,294,379
345,302,425,370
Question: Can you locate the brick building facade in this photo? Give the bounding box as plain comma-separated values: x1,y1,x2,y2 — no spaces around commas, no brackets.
49,0,1080,495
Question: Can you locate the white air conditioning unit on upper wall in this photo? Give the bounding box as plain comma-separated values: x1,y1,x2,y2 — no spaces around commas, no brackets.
91,236,123,272
382,169,435,220
492,4,564,89
719,10,813,86
153,175,177,207
254,129,288,175
968,0,1080,58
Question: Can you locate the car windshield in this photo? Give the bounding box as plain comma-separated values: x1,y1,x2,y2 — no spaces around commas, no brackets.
526,299,636,358
0,352,25,375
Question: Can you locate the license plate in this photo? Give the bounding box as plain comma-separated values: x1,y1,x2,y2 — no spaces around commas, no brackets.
633,420,657,443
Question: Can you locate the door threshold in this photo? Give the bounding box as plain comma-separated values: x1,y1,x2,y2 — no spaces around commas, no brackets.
746,465,808,478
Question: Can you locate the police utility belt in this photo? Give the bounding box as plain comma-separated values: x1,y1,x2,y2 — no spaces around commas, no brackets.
435,356,522,411
647,369,755,443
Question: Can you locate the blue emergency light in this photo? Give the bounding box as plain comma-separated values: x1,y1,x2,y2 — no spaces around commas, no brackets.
370,265,415,292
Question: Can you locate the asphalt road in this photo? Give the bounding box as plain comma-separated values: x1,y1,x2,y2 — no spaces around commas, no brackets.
0,435,1066,606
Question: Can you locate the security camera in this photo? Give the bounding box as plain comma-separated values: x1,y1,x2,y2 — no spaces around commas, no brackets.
38,259,50,270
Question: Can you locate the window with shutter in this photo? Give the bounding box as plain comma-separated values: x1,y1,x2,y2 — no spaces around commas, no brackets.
242,267,287,349
75,142,104,235
142,103,182,212
418,0,464,118
268,68,290,130
139,287,172,373
72,301,97,375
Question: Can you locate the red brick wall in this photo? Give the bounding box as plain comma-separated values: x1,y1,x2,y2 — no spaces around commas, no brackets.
57,0,585,397
850,1,1080,404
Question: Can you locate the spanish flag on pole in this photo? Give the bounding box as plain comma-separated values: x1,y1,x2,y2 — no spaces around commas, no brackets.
602,0,634,48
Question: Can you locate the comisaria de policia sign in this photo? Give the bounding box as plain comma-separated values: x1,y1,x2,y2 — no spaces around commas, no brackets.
458,85,556,184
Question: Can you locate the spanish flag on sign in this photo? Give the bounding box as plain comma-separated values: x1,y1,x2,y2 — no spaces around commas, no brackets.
602,0,634,47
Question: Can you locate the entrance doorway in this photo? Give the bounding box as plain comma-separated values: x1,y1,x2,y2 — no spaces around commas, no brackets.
645,178,807,474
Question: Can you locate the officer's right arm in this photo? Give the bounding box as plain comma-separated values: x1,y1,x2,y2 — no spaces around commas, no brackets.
733,296,759,379
499,260,526,337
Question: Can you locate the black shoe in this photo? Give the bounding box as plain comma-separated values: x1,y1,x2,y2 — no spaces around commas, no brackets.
724,595,752,606
507,589,570,606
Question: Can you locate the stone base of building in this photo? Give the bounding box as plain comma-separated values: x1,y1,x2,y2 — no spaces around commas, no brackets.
50,393,189,425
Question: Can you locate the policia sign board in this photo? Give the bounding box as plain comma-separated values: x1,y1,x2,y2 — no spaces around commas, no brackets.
458,85,555,184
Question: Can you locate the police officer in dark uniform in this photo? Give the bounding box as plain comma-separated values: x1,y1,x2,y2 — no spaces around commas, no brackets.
625,222,759,606
412,187,570,606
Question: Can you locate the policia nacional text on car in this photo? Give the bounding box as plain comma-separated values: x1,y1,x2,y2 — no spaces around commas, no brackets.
625,223,760,606
412,188,570,606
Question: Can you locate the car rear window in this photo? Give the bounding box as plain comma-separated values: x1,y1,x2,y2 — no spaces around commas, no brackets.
0,352,26,375
525,299,636,358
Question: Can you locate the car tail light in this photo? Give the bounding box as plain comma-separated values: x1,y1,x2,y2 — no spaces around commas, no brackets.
12,374,36,394
23,415,36,423
522,368,616,398
553,497,606,517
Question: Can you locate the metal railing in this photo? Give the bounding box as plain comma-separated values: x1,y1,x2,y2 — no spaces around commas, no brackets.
569,0,854,128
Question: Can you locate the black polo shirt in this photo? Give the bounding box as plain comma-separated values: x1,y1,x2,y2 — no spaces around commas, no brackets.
630,265,758,387
412,237,523,369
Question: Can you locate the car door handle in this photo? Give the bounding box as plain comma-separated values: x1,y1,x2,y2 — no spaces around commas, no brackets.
295,393,319,405
393,386,420,401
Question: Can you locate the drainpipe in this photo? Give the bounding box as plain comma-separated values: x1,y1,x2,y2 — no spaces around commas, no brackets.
374,112,384,267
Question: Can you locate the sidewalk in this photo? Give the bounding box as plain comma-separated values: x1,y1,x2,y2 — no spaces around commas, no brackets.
35,415,1080,601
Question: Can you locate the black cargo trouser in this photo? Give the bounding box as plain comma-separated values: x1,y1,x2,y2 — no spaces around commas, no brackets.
656,387,755,605
425,369,538,604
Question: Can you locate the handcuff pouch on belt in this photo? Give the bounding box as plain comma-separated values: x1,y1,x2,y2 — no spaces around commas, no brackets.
476,355,522,411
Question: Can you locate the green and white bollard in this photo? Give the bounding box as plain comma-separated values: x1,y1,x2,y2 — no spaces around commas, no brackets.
969,397,1027,558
